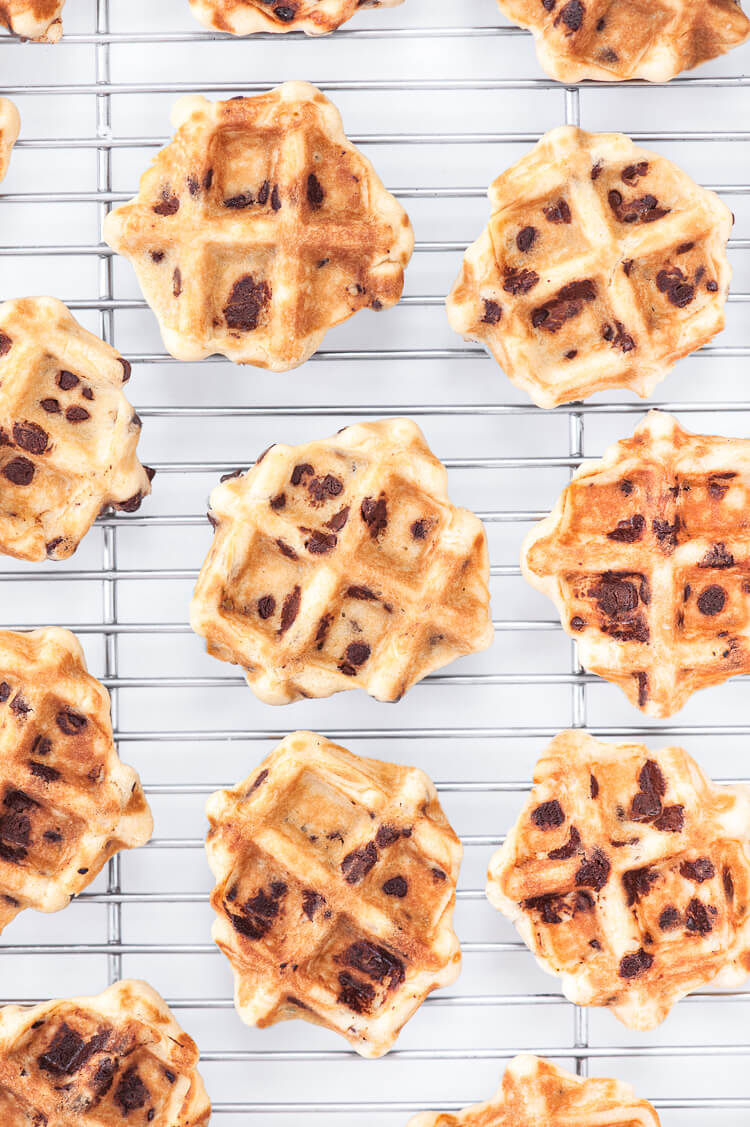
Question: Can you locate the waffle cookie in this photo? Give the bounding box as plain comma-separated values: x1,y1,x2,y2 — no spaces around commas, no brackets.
206,731,462,1057
408,1054,660,1127
0,99,20,183
497,0,750,83
0,979,210,1125
190,418,493,704
0,0,65,41
487,731,750,1029
446,126,732,408
0,627,153,935
523,411,750,716
0,297,153,562
103,83,413,371
188,0,404,36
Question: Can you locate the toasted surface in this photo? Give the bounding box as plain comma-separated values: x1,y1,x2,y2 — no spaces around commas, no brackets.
0,979,210,1125
188,0,404,36
206,731,462,1057
0,0,65,41
497,0,750,83
446,126,732,408
0,99,20,182
408,1053,660,1126
190,418,493,704
103,82,413,370
522,411,750,715
0,297,153,562
0,627,153,934
487,732,750,1029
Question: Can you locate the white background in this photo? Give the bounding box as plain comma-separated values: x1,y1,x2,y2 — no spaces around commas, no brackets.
1,0,749,1122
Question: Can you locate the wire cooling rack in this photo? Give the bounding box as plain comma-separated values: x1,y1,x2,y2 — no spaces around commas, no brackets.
1,0,749,1123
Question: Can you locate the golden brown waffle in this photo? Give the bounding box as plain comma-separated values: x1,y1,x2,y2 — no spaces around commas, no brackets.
522,411,750,716
206,731,462,1057
188,0,404,36
103,82,413,371
497,0,750,83
0,979,210,1125
0,627,153,936
487,731,750,1030
0,297,153,562
0,0,65,41
0,99,20,183
408,1054,660,1127
446,126,732,408
190,418,493,704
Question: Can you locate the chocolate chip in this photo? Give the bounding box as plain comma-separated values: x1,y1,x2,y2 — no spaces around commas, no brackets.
652,517,680,552
65,406,90,423
630,759,665,821
304,529,337,555
10,694,31,718
618,948,653,978
315,614,333,650
570,616,585,631
57,370,79,390
291,463,314,486
622,866,658,906
592,574,640,618
0,683,9,703
503,268,539,295
554,0,584,30
274,4,296,19
344,642,371,666
685,898,713,935
564,349,578,360
531,278,596,333
150,250,165,262
172,267,182,297
276,537,298,559
723,867,734,901
307,173,325,208
361,494,388,538
40,398,60,413
621,161,649,185
228,882,287,940
2,457,34,485
203,168,214,191
279,586,301,634
325,506,350,532
375,825,400,848
656,266,695,308
0,333,11,356
301,890,325,920
29,762,60,782
224,192,255,209
13,422,48,455
250,769,269,794
81,387,94,401
697,585,726,616
257,180,270,205
271,185,281,211
680,858,715,883
341,841,378,883
531,800,565,829
548,825,581,860
516,226,537,253
543,198,572,223
591,162,602,180
676,241,695,255
382,875,408,897
623,259,634,277
606,514,644,542
114,1067,150,1113
339,939,405,988
706,279,718,292
270,493,286,511
481,299,502,324
590,774,599,798
575,848,610,891
224,275,271,332
38,1026,110,1076
699,543,734,569
658,906,681,930
652,805,684,833
32,735,52,756
56,710,87,735
257,595,276,620
153,190,180,216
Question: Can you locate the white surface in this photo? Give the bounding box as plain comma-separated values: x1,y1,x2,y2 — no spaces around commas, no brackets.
1,1,749,1122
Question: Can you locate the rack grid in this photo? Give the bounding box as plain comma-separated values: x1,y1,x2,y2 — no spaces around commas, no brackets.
1,1,749,1123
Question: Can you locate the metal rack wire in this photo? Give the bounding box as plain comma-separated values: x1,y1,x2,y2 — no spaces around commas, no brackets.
1,2,750,1123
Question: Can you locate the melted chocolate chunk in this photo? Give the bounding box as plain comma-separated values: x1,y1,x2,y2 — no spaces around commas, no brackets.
347,585,378,602
575,848,610,891
699,543,734,569
523,890,594,925
570,616,586,631
592,573,640,618
724,867,735,901
630,760,666,822
531,800,565,829
40,398,60,414
229,882,287,940
341,841,378,883
279,586,301,634
375,825,400,848
0,332,11,355
224,192,255,209
12,422,48,455
680,858,715,883
658,906,681,930
2,457,34,486
554,0,584,31
516,226,537,252
339,939,405,988
621,162,649,185
291,463,314,486
337,971,374,1014
652,517,680,552
543,198,572,223
153,190,179,216
382,875,408,898
697,585,726,616
344,642,371,666
314,614,333,649
503,268,539,295
606,514,645,542
656,266,695,308
608,190,669,224
361,494,388,538
38,1025,110,1076
652,805,684,833
685,898,713,935
301,890,325,920
590,774,599,798
29,762,60,783
622,866,658,906
304,529,337,555
618,948,653,978
224,275,271,331
482,299,502,324
114,1067,150,1113
548,825,581,860
257,595,276,620
56,710,87,736
307,173,325,209
531,279,596,333
65,406,90,423
57,370,79,390
250,769,269,793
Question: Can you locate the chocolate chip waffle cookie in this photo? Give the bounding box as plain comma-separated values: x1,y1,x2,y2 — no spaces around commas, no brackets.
446,126,732,408
487,731,750,1029
522,410,750,715
0,627,153,935
0,297,153,562
103,82,413,370
0,979,210,1125
0,0,65,41
190,418,493,704
408,1054,660,1127
0,99,20,183
497,0,750,83
188,0,404,36
205,731,462,1057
